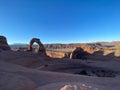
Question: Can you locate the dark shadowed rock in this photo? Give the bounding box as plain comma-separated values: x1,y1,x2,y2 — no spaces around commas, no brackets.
70,47,90,59
0,36,10,50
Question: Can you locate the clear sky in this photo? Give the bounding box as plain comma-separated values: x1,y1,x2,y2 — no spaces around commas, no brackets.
0,0,120,44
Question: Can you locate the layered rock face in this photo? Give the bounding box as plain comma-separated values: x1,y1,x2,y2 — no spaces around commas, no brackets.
0,36,10,50
44,43,101,54
45,44,100,58
77,44,100,54
46,51,67,58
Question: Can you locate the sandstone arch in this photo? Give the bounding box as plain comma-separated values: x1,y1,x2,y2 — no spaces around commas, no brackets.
70,47,90,59
28,38,46,54
0,36,10,50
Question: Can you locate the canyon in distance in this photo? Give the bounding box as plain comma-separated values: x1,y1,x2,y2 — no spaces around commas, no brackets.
1,36,120,90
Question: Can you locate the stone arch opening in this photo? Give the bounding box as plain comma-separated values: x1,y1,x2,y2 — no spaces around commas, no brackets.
31,42,40,52
28,38,46,54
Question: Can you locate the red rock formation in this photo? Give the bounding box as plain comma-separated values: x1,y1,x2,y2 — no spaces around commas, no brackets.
27,38,46,54
44,43,100,54
0,36,10,50
46,51,66,58
70,47,90,59
77,44,100,54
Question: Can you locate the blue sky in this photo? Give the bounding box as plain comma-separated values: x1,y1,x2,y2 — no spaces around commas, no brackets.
0,0,120,44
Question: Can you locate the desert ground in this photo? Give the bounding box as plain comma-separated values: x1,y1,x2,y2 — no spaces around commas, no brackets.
1,36,120,90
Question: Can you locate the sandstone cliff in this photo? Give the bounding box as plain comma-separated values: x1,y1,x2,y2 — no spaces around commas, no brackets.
0,36,10,50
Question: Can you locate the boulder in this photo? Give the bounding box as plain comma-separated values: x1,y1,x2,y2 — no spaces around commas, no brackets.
60,84,98,90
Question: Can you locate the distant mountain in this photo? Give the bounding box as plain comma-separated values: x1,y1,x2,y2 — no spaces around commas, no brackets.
98,41,120,47
9,41,120,49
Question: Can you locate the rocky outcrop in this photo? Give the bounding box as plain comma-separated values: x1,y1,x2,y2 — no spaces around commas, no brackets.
60,84,98,90
46,51,66,58
46,50,71,58
44,43,100,54
44,43,100,58
0,36,10,50
70,47,90,59
76,44,100,54
44,43,101,49
28,38,46,54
